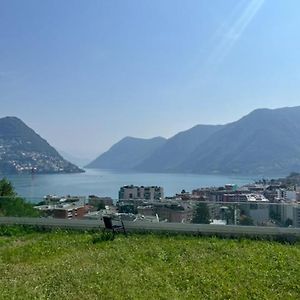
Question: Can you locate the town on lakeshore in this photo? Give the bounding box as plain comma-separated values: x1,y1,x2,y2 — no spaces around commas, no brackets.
34,173,300,228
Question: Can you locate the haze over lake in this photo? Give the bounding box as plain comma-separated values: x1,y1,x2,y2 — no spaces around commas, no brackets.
5,169,272,203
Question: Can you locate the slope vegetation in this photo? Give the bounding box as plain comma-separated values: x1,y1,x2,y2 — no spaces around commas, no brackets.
86,106,300,175
0,229,299,299
180,107,300,174
0,117,83,174
136,125,223,172
86,136,166,170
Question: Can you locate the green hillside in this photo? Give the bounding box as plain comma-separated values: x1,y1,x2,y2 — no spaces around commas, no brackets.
179,106,300,175
0,116,84,174
0,228,299,299
86,136,167,170
136,125,223,172
91,106,300,175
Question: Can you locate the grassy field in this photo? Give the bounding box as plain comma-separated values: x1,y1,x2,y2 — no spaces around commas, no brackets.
0,227,299,300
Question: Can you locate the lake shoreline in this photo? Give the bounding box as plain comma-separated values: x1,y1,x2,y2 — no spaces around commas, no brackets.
3,169,284,203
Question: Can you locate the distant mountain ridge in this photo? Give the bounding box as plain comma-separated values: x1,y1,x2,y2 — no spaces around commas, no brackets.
179,106,300,174
86,106,300,175
0,116,84,174
135,125,223,172
86,136,167,170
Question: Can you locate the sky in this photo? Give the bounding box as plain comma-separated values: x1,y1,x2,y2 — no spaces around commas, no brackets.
1,0,300,159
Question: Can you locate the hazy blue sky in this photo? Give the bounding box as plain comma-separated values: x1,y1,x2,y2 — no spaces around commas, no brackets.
1,0,300,159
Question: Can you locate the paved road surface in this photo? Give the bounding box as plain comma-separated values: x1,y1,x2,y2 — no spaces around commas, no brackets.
0,217,299,238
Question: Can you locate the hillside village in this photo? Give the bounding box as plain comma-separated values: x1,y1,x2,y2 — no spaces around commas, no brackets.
0,117,83,174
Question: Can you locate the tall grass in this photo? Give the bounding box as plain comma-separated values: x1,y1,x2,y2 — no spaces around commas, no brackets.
0,227,299,299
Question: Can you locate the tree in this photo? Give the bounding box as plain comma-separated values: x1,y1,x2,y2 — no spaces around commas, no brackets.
0,177,40,217
0,178,16,197
192,203,210,224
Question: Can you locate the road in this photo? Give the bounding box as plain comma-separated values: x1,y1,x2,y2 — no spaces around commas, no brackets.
0,217,299,238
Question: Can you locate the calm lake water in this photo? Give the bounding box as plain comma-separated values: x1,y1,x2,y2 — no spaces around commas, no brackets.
4,169,266,203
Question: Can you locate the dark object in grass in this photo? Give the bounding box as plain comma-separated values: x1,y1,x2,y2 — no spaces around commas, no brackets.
103,215,126,236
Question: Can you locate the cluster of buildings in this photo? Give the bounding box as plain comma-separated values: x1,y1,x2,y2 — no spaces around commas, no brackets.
34,182,300,227
118,186,193,223
190,183,300,227
0,137,79,174
35,195,114,219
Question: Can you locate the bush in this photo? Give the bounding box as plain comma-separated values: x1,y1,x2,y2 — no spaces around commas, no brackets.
0,177,40,217
0,224,41,236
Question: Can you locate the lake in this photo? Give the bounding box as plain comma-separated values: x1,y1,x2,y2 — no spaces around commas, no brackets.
3,169,266,203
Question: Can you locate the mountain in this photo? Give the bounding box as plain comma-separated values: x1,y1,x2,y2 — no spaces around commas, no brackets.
86,136,167,170
85,106,300,175
0,116,84,174
135,125,223,172
178,106,300,175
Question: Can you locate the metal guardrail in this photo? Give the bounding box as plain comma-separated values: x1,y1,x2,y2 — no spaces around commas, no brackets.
0,217,299,238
